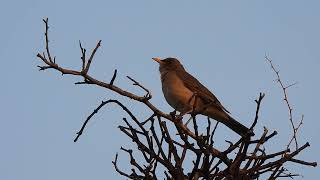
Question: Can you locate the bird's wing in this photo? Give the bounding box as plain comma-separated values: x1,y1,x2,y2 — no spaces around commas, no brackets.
176,70,230,113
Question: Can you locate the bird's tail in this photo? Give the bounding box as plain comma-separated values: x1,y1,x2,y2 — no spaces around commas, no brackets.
223,116,253,137
203,107,253,137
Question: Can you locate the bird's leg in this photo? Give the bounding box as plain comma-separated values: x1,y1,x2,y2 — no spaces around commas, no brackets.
176,104,194,118
170,109,185,122
173,92,198,122
177,107,195,126
183,93,199,126
176,110,187,120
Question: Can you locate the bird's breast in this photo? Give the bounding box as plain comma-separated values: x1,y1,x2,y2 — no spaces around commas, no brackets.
161,71,194,112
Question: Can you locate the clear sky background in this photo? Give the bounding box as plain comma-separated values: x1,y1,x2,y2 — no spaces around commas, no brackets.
1,0,319,179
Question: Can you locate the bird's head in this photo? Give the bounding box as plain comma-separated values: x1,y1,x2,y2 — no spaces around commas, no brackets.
152,57,185,73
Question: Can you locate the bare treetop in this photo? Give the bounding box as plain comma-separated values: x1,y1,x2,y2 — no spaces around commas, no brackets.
37,18,316,179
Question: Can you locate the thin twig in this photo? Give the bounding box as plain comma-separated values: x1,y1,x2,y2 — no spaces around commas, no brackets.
265,56,300,150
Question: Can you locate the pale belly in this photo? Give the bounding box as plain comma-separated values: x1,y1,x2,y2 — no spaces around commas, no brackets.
161,72,194,113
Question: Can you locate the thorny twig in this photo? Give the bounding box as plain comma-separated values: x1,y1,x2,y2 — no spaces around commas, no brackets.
265,56,302,150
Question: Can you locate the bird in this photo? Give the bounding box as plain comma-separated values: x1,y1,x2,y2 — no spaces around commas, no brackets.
152,57,252,137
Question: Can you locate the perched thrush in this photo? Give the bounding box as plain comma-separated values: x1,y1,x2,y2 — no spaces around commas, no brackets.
152,57,252,137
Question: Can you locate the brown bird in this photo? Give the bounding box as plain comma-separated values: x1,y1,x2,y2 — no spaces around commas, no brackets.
152,57,252,137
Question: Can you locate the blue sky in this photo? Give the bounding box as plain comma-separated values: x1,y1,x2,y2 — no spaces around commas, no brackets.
1,0,319,179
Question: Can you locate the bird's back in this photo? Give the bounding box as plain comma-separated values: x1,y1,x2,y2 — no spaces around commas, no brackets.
175,69,229,113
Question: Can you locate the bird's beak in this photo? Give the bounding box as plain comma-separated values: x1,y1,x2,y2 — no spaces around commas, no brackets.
152,57,162,64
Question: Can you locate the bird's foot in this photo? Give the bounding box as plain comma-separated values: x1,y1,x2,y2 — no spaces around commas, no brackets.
175,114,184,121
177,111,190,120
169,110,177,118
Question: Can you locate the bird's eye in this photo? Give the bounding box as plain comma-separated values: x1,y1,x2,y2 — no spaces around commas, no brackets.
164,60,170,64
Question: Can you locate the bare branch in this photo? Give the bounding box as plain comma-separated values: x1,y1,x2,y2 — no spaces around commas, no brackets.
43,18,53,63
265,56,301,150
112,153,132,178
37,19,317,179
127,76,152,100
250,92,265,130
83,40,101,74
79,40,86,71
110,69,117,85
